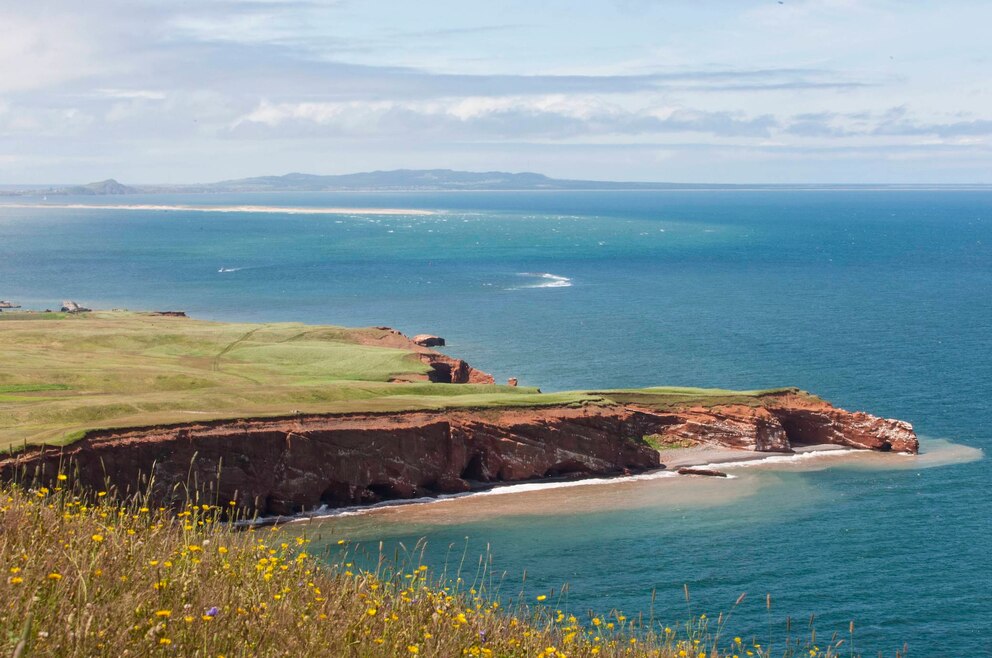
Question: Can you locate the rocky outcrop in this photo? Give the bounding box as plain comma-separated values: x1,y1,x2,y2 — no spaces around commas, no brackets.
643,391,918,455
356,326,494,384
417,352,495,384
677,468,728,478
412,334,445,347
766,406,917,453
652,405,790,451
60,300,91,313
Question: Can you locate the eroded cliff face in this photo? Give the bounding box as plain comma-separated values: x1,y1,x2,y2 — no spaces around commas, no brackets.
0,392,917,517
651,392,919,454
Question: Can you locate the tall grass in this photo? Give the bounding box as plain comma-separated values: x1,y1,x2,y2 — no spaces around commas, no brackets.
0,475,886,657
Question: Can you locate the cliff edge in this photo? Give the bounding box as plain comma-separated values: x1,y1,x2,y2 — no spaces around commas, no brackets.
0,391,916,516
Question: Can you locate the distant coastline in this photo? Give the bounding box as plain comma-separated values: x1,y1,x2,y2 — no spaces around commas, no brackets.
3,169,992,197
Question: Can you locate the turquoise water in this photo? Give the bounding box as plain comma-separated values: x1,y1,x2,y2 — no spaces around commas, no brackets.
1,191,989,656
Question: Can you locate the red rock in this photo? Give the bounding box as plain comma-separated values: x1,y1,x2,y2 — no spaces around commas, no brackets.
412,334,445,347
677,467,728,477
507,378,518,387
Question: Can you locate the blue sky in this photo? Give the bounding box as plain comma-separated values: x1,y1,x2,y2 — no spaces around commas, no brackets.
2,0,991,183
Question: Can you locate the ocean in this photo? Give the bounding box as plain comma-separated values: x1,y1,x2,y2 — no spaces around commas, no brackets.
1,190,989,656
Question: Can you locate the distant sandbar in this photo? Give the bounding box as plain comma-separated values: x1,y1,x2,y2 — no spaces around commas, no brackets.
1,203,437,216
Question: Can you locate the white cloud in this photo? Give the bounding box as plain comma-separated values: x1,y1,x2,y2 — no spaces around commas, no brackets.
232,96,779,140
0,0,989,182
95,89,168,100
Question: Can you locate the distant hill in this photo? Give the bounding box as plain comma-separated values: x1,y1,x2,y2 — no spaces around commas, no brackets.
3,179,141,197
206,169,692,192
60,179,137,195
3,170,694,196
5,171,988,196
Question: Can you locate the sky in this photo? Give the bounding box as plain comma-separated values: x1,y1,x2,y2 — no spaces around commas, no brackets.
2,0,991,184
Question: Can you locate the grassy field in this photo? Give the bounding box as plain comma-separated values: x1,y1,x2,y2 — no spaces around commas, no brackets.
0,311,796,451
0,478,854,658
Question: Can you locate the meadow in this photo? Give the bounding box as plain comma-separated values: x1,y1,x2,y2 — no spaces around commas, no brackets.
0,311,793,450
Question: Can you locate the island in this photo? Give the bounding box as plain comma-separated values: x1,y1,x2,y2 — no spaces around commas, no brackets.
0,310,917,516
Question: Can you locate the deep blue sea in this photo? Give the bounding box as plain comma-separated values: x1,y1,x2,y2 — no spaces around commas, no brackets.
1,191,989,656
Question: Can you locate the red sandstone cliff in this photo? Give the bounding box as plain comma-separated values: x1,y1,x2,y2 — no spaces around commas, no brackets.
651,391,918,454
0,391,916,516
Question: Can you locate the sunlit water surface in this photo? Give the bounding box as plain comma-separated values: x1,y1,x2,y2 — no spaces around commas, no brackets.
1,190,989,656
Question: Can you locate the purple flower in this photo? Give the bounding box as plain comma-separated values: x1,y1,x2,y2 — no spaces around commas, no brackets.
205,607,219,617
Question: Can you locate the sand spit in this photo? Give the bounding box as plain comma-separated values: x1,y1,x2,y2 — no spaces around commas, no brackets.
1,203,437,216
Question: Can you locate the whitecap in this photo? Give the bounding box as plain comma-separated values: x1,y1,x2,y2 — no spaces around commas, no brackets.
511,272,572,289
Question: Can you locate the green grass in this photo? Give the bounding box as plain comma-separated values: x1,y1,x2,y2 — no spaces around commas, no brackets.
0,384,72,394
0,311,68,321
0,311,803,450
598,387,806,412
0,478,862,658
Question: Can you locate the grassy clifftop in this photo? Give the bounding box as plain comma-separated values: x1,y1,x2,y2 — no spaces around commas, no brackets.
0,311,796,450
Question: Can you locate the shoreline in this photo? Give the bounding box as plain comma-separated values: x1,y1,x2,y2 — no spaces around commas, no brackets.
264,443,874,526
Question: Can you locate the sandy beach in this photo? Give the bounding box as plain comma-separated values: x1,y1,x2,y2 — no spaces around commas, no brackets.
283,443,902,531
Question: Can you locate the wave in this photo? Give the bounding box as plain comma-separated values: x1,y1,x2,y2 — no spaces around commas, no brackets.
693,447,869,471
217,267,244,273
514,272,572,289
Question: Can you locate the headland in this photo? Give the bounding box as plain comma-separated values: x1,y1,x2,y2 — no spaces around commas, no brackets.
0,310,917,516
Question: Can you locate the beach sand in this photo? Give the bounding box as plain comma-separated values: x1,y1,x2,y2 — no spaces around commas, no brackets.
280,439,975,534
287,444,876,531
2,203,437,216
